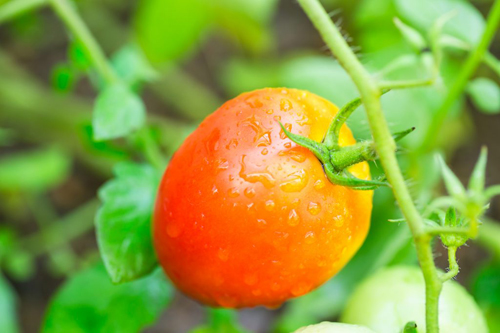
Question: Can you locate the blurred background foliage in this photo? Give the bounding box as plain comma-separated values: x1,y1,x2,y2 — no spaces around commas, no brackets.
0,0,499,332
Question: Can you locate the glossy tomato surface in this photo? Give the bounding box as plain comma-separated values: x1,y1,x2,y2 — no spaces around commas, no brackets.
154,88,373,308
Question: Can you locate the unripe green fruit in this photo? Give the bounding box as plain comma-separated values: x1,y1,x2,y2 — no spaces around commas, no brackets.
341,266,488,333
294,322,376,333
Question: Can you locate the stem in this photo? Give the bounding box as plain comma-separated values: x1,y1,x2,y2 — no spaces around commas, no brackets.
135,127,167,171
420,0,500,151
0,0,47,24
378,77,435,90
440,246,459,282
297,0,441,331
18,199,99,256
49,0,118,84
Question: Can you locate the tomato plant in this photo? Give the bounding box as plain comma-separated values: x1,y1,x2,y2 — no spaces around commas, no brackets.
154,88,373,308
1,0,500,332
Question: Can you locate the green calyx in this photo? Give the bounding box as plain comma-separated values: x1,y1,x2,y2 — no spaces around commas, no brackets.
280,96,414,190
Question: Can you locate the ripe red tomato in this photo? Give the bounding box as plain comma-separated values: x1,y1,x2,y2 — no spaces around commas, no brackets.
154,88,373,308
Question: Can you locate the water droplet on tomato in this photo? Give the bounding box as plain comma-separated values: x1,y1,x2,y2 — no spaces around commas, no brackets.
228,188,240,198
280,170,309,193
257,219,267,227
314,179,326,190
239,155,276,188
261,148,269,155
244,274,258,286
166,224,181,238
288,209,300,226
218,248,229,261
264,200,275,211
291,283,311,296
266,109,274,114
304,231,316,244
239,115,272,147
244,187,256,198
284,142,292,148
307,202,321,215
280,99,292,111
226,139,238,150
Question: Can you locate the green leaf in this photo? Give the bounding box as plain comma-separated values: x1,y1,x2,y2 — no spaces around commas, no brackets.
209,0,279,55
437,155,467,202
135,0,211,64
468,147,488,194
0,147,71,192
0,274,18,333
68,40,91,72
51,63,76,93
470,263,500,332
42,263,173,333
95,162,160,283
111,44,158,88
466,78,500,114
92,84,146,141
395,0,486,45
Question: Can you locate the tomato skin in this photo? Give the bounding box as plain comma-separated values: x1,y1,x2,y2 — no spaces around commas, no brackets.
341,266,488,333
154,88,373,308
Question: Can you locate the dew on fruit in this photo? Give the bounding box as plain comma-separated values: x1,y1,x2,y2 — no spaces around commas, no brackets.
228,187,240,198
218,248,229,261
334,216,344,227
291,283,311,296
252,289,262,296
245,96,263,108
264,200,275,211
261,148,269,155
280,170,309,193
211,184,219,194
280,99,292,111
284,142,292,148
307,202,321,215
257,219,267,227
239,155,276,188
215,158,229,172
314,179,326,190
166,224,181,238
304,231,316,244
244,273,258,286
244,187,256,198
239,115,272,147
266,109,274,114
226,138,238,150
288,209,300,226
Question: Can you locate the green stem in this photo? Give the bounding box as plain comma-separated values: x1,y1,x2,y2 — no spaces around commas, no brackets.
49,0,118,84
378,77,435,90
19,199,99,256
297,0,440,331
0,0,46,24
440,246,459,282
420,0,500,151
135,127,167,171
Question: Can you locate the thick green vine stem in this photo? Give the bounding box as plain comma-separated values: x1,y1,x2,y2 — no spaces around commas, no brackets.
296,0,442,331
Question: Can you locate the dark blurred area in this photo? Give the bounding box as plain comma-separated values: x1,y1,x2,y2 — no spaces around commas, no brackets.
1,0,500,332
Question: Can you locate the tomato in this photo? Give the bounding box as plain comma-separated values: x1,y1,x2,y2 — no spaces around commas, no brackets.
294,322,376,333
341,266,488,333
153,88,373,308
